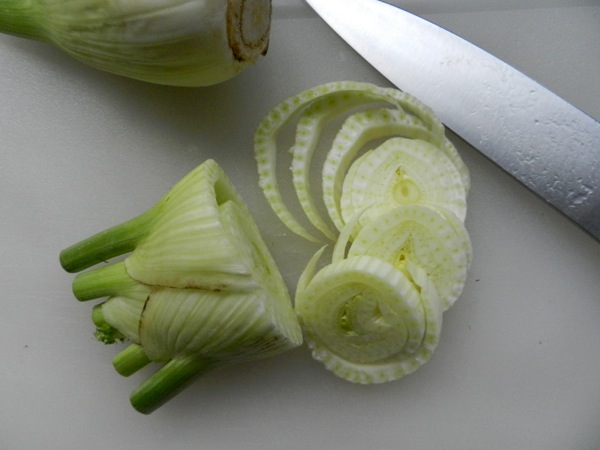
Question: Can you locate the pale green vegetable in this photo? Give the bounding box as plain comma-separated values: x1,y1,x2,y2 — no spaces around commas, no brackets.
60,159,302,414
323,107,470,232
348,204,472,310
340,137,467,232
295,253,442,384
255,81,472,383
0,0,272,86
289,92,378,241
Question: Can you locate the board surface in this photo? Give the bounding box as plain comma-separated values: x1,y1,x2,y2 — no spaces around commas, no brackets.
1,2,599,448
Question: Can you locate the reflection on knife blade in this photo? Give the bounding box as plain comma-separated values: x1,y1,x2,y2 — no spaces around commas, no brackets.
305,0,600,242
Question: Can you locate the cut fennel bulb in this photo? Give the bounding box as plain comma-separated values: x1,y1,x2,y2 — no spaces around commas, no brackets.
254,81,472,383
60,159,302,414
0,0,272,86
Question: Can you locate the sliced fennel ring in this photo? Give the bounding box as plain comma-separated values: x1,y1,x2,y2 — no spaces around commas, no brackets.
295,254,443,384
322,107,470,232
340,136,468,230
348,204,472,310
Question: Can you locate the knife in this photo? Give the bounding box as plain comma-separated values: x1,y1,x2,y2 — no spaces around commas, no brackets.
305,0,600,242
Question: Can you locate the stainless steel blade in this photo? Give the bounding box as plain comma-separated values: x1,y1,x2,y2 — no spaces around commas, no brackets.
305,0,600,241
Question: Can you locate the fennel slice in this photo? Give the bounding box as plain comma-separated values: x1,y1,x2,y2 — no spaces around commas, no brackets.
346,86,469,192
304,260,443,384
348,205,471,310
330,204,372,264
295,255,427,376
322,107,435,232
296,246,329,297
254,80,448,243
340,137,468,230
254,81,374,243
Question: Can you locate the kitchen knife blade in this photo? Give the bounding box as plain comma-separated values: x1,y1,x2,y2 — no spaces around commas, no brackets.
305,0,600,241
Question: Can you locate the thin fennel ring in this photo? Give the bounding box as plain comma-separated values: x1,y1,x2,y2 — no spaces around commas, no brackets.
295,254,442,384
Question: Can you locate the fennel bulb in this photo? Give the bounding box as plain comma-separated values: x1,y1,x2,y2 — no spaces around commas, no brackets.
60,159,302,414
0,0,272,86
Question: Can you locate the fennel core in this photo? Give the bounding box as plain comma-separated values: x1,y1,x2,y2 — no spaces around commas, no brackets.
0,0,273,86
59,160,302,414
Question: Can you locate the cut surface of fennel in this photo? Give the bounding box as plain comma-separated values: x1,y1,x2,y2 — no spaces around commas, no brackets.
348,204,472,311
60,159,301,414
295,255,443,384
0,0,273,86
254,80,469,243
254,81,472,384
339,137,467,228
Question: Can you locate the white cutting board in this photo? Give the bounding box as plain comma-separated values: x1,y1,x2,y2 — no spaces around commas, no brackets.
1,1,599,449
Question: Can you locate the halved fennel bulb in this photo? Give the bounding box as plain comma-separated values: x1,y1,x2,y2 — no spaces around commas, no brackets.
60,159,302,414
324,107,469,233
254,81,472,383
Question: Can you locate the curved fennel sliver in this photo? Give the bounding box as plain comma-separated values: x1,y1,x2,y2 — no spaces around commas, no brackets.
331,205,367,264
254,80,445,242
295,254,442,384
340,136,468,229
348,204,472,310
290,91,380,241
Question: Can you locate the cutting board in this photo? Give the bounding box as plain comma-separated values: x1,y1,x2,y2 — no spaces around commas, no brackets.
1,1,599,448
